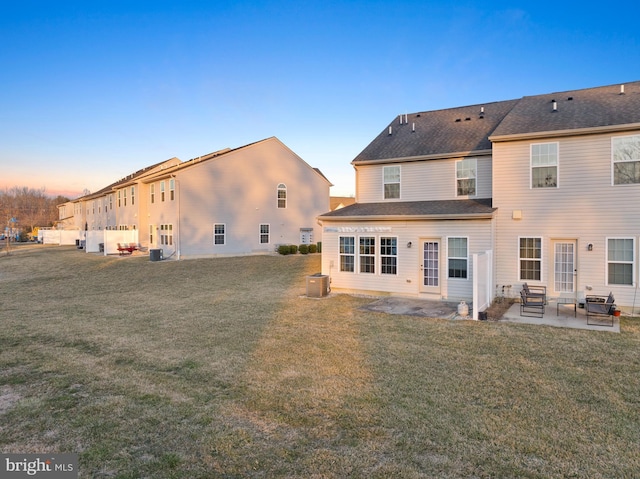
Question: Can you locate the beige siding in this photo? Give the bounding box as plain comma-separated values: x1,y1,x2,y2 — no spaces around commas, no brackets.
320,218,493,301
355,155,492,203
173,138,330,258
493,131,640,308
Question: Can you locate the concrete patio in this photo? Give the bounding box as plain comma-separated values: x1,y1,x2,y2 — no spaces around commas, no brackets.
500,299,620,333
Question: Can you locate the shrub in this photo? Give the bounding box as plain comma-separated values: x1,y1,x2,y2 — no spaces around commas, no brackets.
308,244,317,254
289,244,298,254
299,244,309,254
277,245,290,255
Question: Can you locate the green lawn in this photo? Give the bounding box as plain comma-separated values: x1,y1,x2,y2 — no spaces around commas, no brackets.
1,245,639,478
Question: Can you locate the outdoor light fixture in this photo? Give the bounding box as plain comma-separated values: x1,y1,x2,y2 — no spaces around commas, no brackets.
588,244,593,251
407,241,412,248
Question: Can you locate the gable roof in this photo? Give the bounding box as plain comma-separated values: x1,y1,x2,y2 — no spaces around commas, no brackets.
353,99,520,164
490,81,640,140
319,198,495,220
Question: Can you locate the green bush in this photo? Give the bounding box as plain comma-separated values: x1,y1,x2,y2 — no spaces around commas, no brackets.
277,245,290,255
308,244,317,254
289,244,298,254
299,244,309,254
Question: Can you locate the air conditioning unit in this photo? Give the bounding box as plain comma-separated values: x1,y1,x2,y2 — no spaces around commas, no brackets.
306,273,329,298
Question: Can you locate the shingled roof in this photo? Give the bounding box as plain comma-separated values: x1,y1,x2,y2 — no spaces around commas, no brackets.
353,99,520,164
491,81,640,139
319,198,495,220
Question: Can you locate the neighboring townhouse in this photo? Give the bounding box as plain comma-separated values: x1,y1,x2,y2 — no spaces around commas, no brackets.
58,137,331,258
318,81,640,311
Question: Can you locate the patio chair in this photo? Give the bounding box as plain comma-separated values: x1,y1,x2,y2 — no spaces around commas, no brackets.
585,292,615,326
522,282,547,304
520,289,545,318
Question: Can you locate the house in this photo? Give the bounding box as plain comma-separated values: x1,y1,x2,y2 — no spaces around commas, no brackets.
318,81,640,312
57,137,332,258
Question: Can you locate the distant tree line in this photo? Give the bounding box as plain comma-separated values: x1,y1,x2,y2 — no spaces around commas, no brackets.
0,187,70,239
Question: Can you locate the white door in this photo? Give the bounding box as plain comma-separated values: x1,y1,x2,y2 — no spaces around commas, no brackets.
420,239,441,294
553,241,576,294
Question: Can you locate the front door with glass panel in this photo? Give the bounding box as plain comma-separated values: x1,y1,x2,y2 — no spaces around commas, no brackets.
420,239,441,294
553,240,576,294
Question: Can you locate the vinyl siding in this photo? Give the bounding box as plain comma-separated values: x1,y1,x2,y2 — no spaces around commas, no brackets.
355,155,492,203
493,131,640,307
173,138,330,258
320,218,493,301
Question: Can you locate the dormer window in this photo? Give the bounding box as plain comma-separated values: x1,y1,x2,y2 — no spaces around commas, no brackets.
383,166,400,199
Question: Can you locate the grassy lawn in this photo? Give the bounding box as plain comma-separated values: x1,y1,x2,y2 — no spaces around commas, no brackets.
1,245,639,478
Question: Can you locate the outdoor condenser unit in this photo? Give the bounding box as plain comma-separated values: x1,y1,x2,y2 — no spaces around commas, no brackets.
306,273,329,298
149,248,163,262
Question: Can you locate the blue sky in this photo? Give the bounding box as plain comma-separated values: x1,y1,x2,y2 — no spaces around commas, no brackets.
1,1,639,198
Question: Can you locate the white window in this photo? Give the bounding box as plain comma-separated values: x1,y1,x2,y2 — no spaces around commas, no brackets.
214,224,225,245
531,143,558,188
150,184,155,204
123,188,127,206
160,224,173,245
117,190,122,207
359,236,375,273
149,224,154,245
380,237,397,275
160,181,165,202
607,238,634,285
170,179,175,200
612,135,640,185
383,166,400,199
131,186,135,205
339,236,355,272
277,183,287,208
448,237,468,279
259,224,269,244
519,237,542,281
456,159,476,196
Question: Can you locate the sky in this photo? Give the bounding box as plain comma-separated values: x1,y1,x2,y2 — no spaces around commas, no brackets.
1,1,640,199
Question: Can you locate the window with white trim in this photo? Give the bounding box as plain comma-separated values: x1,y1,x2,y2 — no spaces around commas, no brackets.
150,184,155,204
170,179,175,200
531,143,558,188
277,183,287,208
456,159,476,196
519,237,542,281
160,181,165,202
131,186,135,205
612,135,640,185
160,224,173,245
117,190,122,207
123,188,127,206
214,224,225,245
607,238,634,285
359,236,375,273
339,236,355,272
448,237,468,279
380,237,397,275
383,166,400,199
149,224,154,245
259,224,269,244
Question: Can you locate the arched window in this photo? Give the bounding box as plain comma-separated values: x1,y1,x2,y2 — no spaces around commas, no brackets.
277,183,287,208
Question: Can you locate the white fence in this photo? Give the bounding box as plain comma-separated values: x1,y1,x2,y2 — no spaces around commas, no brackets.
39,229,139,256
41,229,82,245
472,250,493,320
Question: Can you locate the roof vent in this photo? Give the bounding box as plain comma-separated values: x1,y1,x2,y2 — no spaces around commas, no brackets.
388,126,393,135
567,96,573,101
552,100,558,112
480,106,484,114
620,84,625,95
455,118,461,122
465,117,471,121
412,122,415,132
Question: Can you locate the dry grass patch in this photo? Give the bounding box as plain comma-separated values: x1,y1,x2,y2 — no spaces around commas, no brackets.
1,244,639,478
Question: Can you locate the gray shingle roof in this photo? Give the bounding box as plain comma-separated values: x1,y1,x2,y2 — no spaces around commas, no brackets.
319,199,495,219
491,81,640,138
353,99,520,163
